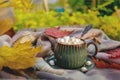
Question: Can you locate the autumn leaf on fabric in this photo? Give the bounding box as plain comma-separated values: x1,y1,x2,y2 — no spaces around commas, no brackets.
45,28,73,38
91,57,120,70
106,48,120,59
0,42,42,70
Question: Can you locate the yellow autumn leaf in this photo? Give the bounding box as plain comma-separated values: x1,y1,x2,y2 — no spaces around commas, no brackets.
0,41,42,70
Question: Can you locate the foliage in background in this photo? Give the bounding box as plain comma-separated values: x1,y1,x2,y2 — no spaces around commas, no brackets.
1,0,119,40
13,9,120,40
10,0,35,12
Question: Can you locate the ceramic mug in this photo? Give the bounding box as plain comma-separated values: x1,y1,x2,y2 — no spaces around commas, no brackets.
54,39,98,69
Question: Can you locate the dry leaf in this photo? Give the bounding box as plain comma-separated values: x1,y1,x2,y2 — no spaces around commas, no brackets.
0,41,42,70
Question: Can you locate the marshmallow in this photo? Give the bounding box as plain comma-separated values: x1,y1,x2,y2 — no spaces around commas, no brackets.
57,37,84,45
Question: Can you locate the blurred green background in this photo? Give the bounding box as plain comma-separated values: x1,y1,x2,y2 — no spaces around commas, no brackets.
0,0,120,40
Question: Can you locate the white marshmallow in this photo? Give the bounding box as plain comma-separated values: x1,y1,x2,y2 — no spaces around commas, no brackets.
73,42,78,45
60,38,65,43
57,38,61,43
64,36,70,40
71,37,76,42
75,39,80,43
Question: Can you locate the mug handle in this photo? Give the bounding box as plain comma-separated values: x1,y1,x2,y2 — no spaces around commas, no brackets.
85,39,98,57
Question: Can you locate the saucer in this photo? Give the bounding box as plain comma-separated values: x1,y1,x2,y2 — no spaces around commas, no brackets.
45,55,95,73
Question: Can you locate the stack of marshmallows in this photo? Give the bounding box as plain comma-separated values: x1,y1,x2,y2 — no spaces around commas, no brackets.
57,36,84,45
